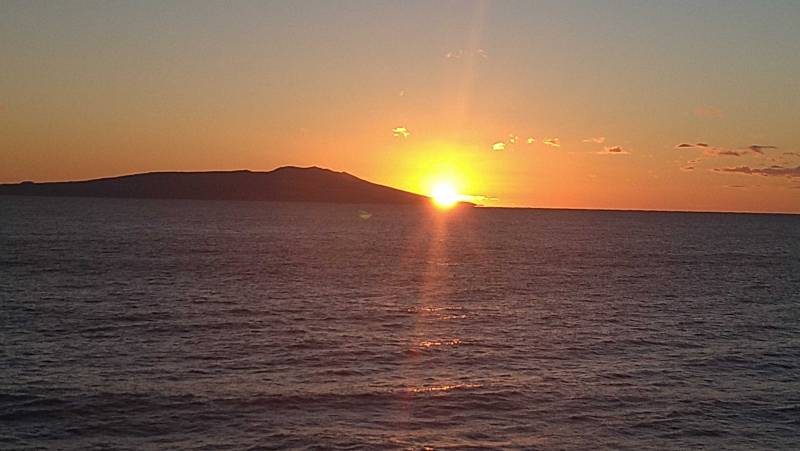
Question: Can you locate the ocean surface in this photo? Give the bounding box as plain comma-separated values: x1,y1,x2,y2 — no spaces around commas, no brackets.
2,196,799,450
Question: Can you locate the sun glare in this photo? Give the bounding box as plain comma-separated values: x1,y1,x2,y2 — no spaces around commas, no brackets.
431,182,460,208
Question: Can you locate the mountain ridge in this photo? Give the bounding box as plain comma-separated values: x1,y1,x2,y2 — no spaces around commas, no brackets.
0,166,445,205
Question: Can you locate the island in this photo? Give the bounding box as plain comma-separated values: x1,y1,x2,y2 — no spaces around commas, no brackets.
0,166,450,205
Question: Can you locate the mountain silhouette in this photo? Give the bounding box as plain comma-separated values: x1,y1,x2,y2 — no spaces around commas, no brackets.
0,166,446,205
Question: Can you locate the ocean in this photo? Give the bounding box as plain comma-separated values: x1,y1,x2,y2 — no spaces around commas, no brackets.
2,196,799,450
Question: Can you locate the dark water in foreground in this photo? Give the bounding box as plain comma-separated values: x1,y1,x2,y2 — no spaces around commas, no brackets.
2,196,799,450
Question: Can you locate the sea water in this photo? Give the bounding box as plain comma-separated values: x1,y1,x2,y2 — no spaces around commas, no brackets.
2,196,799,449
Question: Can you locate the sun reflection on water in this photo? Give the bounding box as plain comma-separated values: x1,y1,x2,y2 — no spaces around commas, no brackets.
403,383,482,394
418,338,463,348
389,202,486,429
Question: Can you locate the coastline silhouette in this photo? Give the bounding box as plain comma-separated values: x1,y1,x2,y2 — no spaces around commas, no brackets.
0,166,440,205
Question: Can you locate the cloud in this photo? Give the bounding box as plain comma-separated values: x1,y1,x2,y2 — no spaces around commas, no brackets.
784,152,800,157
694,105,723,118
582,136,606,144
543,138,560,148
491,133,530,150
597,146,629,155
675,142,708,149
673,142,781,172
445,49,487,59
678,142,723,155
702,148,742,157
713,165,800,178
465,194,498,203
676,142,777,157
392,127,410,138
747,144,778,155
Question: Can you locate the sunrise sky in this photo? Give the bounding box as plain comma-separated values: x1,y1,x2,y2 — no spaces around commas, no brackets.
2,1,799,212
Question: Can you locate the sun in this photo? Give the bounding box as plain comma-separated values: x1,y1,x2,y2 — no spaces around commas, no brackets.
430,182,460,208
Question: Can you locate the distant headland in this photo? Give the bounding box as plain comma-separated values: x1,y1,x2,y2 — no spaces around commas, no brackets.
0,166,465,206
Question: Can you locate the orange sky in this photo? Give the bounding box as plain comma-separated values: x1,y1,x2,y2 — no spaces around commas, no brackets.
2,1,799,213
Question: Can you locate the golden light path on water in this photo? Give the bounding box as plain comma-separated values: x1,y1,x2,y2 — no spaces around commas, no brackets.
384,199,492,445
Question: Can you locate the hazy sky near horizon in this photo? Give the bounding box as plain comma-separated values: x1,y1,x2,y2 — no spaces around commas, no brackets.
2,0,799,212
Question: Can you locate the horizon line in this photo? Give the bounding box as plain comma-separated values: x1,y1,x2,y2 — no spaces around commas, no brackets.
2,166,798,217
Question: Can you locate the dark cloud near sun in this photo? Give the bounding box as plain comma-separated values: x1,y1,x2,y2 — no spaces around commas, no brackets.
675,142,713,150
747,145,778,155
713,165,800,178
675,142,778,157
597,146,628,155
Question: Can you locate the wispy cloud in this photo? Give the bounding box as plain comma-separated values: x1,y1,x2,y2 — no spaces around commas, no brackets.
680,158,700,171
464,193,498,203
701,148,742,157
713,165,800,178
597,146,629,155
582,136,606,144
784,152,800,157
526,137,535,144
675,142,778,157
392,127,410,138
492,142,506,151
675,142,706,149
694,105,723,118
445,49,488,60
747,144,778,155
543,138,561,148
